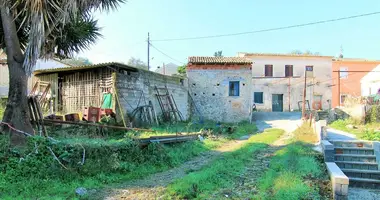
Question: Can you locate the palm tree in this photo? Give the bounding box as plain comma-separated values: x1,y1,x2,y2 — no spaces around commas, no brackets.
0,0,125,145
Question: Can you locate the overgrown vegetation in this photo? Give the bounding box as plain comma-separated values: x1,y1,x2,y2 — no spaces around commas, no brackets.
330,118,380,141
255,143,330,199
164,129,284,199
292,122,319,144
0,98,6,120
0,121,257,199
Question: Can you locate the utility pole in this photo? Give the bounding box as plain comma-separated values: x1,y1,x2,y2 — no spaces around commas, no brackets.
147,32,150,71
302,69,307,118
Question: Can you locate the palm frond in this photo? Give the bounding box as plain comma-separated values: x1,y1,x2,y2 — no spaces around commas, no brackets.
9,0,125,75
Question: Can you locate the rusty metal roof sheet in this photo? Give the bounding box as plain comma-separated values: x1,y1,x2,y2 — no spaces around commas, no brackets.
188,56,252,65
33,62,137,75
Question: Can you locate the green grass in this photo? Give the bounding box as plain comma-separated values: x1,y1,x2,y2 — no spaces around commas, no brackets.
164,128,284,199
330,119,380,141
254,143,328,200
1,122,258,199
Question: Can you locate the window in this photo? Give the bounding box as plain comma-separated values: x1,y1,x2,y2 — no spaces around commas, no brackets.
340,94,347,104
254,92,264,104
340,67,348,79
285,65,293,77
265,65,273,77
229,81,240,96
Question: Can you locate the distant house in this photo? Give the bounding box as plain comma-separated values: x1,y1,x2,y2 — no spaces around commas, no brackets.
361,64,380,97
155,62,179,76
187,56,253,122
238,52,333,111
332,58,380,107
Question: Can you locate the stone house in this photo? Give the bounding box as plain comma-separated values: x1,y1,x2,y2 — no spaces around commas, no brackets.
33,62,189,123
155,62,179,76
238,53,333,111
187,57,253,122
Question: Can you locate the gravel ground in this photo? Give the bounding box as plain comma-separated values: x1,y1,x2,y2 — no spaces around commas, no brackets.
349,187,380,200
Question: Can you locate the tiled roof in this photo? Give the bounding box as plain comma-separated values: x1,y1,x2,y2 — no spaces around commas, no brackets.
238,52,333,58
188,56,252,65
34,62,137,75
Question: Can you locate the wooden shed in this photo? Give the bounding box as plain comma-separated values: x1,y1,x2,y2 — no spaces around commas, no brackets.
33,61,190,125
33,62,137,114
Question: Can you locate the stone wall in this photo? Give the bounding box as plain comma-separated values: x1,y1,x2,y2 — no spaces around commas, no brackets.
116,69,189,123
187,65,252,122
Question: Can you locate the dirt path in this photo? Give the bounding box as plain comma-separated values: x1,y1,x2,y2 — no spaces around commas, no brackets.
96,138,250,200
209,132,291,199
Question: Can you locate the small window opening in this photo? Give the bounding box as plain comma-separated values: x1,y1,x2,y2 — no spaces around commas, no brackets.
229,81,240,96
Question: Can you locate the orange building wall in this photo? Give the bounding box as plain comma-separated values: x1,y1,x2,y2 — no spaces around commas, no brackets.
332,60,380,108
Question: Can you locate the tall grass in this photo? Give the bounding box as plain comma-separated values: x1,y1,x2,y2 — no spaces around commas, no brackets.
255,143,328,200
165,129,284,199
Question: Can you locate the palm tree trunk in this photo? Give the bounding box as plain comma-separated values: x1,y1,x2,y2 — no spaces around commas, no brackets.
1,6,34,146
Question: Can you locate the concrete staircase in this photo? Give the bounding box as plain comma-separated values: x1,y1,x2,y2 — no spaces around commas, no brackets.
332,140,380,188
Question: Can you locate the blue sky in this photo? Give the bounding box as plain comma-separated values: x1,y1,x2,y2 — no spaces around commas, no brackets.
79,0,380,71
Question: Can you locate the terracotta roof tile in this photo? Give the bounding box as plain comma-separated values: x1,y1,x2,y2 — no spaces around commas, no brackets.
188,56,252,65
238,52,333,58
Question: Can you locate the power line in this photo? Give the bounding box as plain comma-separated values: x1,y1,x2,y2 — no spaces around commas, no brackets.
150,43,185,65
152,11,380,42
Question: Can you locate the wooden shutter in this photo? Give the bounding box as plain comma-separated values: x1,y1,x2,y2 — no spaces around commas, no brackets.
265,65,273,77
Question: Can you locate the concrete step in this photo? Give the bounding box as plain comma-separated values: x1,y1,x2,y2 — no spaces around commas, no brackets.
334,154,377,163
348,177,380,189
342,168,380,180
335,147,374,155
336,161,378,170
332,140,374,148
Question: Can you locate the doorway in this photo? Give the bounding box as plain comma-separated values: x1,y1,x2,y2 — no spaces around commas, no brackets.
272,94,283,112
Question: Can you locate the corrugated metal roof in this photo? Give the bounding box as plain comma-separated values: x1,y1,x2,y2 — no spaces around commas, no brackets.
188,56,252,64
239,52,333,58
33,62,137,75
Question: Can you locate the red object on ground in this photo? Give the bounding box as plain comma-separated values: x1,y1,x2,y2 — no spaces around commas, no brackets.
83,107,101,122
100,108,113,117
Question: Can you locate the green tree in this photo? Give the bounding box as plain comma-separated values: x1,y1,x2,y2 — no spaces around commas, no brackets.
127,57,148,69
214,51,223,57
290,50,320,56
60,57,92,66
177,65,186,77
0,0,124,145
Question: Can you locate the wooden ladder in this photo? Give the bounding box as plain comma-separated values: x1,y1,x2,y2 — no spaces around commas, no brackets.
154,86,182,122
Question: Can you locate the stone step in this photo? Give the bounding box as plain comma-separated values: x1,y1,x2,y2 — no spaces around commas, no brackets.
334,154,377,163
342,169,380,175
332,141,374,148
336,161,378,170
334,147,374,155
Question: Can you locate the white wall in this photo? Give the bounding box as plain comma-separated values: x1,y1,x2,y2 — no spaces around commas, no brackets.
361,64,380,96
155,63,179,76
247,56,333,111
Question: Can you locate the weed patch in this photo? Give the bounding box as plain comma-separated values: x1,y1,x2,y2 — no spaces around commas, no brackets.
330,119,380,141
292,122,319,144
255,143,330,200
164,128,284,199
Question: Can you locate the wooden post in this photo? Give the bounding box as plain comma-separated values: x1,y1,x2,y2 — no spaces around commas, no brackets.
302,69,307,119
288,77,291,111
338,71,341,107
